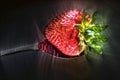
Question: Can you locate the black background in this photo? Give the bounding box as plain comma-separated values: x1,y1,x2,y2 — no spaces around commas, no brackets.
0,0,120,80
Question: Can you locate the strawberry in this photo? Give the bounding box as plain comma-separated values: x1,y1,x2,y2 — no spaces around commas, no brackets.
38,10,107,57
38,39,80,58
44,9,84,56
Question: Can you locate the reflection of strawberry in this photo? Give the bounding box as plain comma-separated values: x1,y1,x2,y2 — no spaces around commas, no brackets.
45,9,83,56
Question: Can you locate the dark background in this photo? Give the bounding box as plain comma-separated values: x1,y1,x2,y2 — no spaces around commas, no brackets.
0,0,120,80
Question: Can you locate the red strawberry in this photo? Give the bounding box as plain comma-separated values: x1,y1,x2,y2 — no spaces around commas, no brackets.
38,39,79,58
45,9,83,56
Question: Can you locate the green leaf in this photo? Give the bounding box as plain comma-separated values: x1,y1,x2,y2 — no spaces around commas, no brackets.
95,35,108,42
84,46,90,56
77,10,108,55
100,25,108,30
91,44,103,54
92,25,108,32
81,11,89,27
85,36,95,45
91,11,98,23
84,29,95,36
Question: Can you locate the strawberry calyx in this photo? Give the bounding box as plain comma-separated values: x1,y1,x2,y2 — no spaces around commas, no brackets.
75,11,108,55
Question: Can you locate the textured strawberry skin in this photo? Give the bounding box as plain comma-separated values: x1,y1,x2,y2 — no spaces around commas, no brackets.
45,9,83,56
38,39,82,58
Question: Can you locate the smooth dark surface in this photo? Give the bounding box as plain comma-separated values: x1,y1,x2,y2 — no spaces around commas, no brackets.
0,0,120,80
